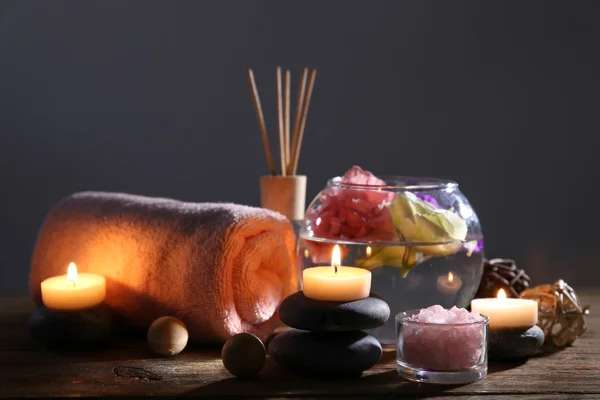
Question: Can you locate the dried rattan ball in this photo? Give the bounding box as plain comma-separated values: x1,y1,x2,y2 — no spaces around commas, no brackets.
520,279,590,349
474,258,531,299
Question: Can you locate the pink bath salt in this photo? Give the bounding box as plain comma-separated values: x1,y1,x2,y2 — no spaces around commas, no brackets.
402,305,486,371
409,305,483,324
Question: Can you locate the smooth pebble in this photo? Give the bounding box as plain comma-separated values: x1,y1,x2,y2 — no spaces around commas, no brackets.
488,325,545,359
279,292,390,332
268,329,382,376
28,305,112,347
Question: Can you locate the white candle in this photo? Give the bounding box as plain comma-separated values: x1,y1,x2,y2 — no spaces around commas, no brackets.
470,289,538,330
303,245,371,302
436,271,462,295
41,262,106,311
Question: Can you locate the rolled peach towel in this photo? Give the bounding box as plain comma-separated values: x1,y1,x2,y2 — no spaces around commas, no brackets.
29,192,298,343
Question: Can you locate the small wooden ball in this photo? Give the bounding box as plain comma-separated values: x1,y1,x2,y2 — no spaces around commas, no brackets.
147,316,189,357
221,333,266,378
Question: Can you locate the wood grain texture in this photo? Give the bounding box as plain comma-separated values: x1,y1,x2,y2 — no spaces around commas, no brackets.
0,291,598,399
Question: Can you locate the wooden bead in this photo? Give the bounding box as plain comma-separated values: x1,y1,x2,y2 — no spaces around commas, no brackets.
147,316,188,357
221,333,266,377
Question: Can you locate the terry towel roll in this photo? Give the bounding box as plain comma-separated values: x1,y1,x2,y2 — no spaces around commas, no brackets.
29,192,298,343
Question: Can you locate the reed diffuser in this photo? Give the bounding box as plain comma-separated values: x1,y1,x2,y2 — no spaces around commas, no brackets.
248,67,317,223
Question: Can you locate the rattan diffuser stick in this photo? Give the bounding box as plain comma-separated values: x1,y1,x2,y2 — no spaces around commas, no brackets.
248,67,316,176
291,69,317,176
289,68,308,176
284,70,291,173
247,69,276,175
276,67,286,176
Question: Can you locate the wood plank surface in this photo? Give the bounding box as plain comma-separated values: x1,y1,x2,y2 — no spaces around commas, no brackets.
0,291,598,399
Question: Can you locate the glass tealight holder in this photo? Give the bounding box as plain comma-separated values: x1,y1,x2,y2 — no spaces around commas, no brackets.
395,310,489,384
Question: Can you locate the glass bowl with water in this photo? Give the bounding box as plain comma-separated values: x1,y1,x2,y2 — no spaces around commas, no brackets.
298,173,484,347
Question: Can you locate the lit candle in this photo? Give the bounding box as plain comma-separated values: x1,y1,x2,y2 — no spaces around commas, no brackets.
41,262,106,311
436,271,462,295
470,289,538,330
302,245,371,302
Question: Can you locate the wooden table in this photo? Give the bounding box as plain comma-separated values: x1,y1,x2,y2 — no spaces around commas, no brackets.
1,292,599,399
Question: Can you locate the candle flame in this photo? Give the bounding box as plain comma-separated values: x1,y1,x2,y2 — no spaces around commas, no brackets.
497,288,507,299
332,245,341,274
66,262,78,285
366,246,372,257
448,272,454,283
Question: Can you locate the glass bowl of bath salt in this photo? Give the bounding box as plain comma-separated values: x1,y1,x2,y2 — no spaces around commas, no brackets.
395,305,489,384
299,166,485,347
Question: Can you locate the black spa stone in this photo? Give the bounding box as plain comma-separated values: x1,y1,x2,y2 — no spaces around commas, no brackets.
28,305,112,348
279,292,390,332
268,329,382,376
488,325,545,359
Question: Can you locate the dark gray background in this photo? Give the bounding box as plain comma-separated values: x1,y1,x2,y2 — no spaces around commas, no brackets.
1,1,599,293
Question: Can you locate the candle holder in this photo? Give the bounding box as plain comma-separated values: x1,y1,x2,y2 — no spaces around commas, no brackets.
28,304,113,348
487,326,544,359
395,309,489,384
471,289,543,359
30,262,112,348
269,291,389,376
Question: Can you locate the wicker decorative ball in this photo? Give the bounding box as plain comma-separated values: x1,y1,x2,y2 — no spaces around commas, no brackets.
474,258,531,299
520,279,590,349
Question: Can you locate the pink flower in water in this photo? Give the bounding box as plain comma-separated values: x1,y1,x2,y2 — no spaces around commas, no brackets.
305,167,397,262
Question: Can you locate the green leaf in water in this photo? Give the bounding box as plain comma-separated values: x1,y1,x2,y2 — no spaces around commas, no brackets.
355,192,468,278
355,245,427,277
389,192,467,257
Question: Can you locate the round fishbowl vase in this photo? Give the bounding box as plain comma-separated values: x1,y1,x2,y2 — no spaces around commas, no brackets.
298,168,484,347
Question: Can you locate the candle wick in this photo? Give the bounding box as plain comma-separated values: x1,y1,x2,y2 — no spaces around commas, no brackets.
334,265,338,274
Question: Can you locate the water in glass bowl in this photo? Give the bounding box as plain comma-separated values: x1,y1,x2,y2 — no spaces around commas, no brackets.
298,236,485,346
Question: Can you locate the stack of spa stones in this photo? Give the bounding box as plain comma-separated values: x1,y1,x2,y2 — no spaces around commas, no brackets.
268,291,390,376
